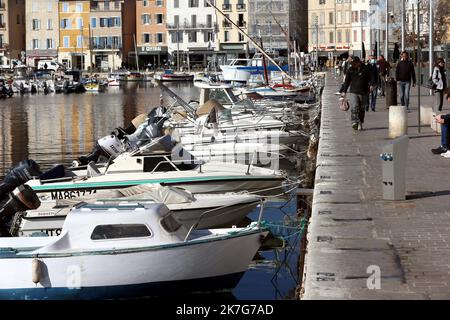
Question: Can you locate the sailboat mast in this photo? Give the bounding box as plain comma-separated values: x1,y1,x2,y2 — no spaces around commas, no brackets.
133,33,139,72
204,0,294,81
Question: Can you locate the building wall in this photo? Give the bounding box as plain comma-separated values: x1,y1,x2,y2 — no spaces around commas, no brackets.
90,0,124,71
136,0,168,67
166,0,217,53
121,0,136,67
215,0,248,53
2,0,26,62
290,0,309,52
58,0,91,70
0,0,10,64
25,0,59,66
248,0,289,53
350,0,371,57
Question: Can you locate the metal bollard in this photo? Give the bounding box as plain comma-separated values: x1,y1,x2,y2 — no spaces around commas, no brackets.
389,105,408,139
380,135,409,200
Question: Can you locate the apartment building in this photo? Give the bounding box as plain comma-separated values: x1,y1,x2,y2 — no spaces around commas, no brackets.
58,0,91,70
216,0,248,59
122,0,136,68
0,0,26,67
25,0,59,67
90,0,123,71
166,0,218,69
350,0,371,57
135,0,168,68
249,0,289,54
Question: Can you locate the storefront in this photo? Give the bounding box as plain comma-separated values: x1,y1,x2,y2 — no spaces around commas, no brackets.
25,49,58,68
137,46,168,70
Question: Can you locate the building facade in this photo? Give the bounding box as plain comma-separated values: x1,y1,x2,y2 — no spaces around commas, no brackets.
216,0,248,59
90,0,123,71
0,0,26,67
290,0,309,52
25,0,59,67
135,0,168,69
58,0,91,70
166,0,218,69
249,0,289,55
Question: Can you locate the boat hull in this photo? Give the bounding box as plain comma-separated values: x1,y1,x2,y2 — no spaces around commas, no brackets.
0,231,266,300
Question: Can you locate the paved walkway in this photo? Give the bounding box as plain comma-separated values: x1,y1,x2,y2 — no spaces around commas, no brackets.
302,73,450,299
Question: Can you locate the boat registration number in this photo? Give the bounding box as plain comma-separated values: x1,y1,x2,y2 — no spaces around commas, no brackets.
51,190,97,200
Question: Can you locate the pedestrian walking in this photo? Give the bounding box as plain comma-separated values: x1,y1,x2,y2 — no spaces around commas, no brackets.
395,51,416,111
341,56,376,131
366,55,379,112
377,55,390,96
432,58,447,112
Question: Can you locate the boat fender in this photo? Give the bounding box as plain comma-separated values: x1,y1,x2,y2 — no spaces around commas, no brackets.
31,259,42,284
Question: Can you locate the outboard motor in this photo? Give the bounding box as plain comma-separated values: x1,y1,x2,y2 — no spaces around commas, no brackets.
0,160,42,200
0,185,41,237
124,121,165,150
77,134,125,166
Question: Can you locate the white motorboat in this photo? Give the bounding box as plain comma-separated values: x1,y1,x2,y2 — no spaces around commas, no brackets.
25,149,286,202
154,69,194,82
107,73,121,86
0,202,268,299
18,184,262,236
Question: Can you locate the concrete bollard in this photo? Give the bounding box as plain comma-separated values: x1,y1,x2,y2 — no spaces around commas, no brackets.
389,105,408,139
420,105,432,125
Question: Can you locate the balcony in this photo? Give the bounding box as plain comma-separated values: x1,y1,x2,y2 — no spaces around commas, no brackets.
92,44,122,51
166,23,217,30
0,22,5,29
236,3,246,10
222,4,231,11
237,21,246,28
222,21,232,29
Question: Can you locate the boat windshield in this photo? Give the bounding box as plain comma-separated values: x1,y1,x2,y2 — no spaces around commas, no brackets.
160,214,182,233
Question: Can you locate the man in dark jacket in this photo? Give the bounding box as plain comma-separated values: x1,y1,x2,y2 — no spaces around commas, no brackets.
366,55,379,111
395,51,416,111
341,56,375,131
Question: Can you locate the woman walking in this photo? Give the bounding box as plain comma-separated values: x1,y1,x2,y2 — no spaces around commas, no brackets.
432,58,448,112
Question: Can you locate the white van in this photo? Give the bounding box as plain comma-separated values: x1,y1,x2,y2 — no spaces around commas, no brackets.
37,60,60,72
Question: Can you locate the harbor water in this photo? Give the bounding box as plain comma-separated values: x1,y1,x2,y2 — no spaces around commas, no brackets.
0,83,302,299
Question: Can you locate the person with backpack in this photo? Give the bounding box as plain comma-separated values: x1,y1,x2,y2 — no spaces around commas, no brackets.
432,58,447,112
395,51,416,111
366,55,379,111
377,55,390,96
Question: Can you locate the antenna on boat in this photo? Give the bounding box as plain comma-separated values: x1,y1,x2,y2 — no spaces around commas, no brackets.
205,0,295,82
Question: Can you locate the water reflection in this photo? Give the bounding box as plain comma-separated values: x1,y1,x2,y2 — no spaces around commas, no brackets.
0,82,199,175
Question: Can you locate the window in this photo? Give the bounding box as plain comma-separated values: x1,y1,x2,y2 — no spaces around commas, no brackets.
171,31,183,43
345,11,350,24
362,30,365,41
61,18,70,29
156,33,164,43
63,36,69,47
47,1,52,12
104,0,110,10
156,14,164,24
32,39,39,49
319,0,326,4
352,11,359,23
337,30,342,43
91,18,97,28
32,19,40,30
337,11,342,24
319,12,325,25
345,29,350,43
76,2,83,12
46,38,54,49
62,2,69,12
91,224,151,240
156,0,163,6
142,33,151,43
329,31,334,43
353,30,357,42
141,14,150,25
224,30,229,42
77,18,83,29
47,19,52,30
174,0,179,8
239,32,244,42
188,31,197,42
206,14,212,28
329,12,333,25
204,31,214,42
143,0,149,6
32,1,38,12
100,17,108,27
188,0,199,7
77,35,83,48
360,10,367,22
191,15,196,28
